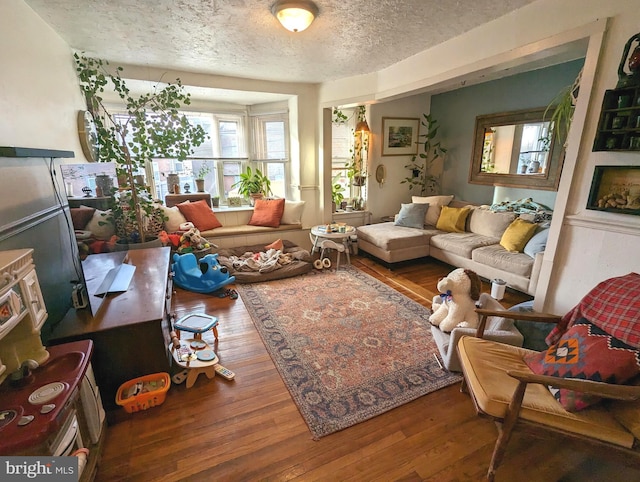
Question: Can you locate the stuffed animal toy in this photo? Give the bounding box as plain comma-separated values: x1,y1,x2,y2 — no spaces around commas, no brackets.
177,227,211,254
429,268,482,333
171,252,236,293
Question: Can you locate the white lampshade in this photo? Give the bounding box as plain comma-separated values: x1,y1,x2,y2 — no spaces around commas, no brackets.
272,0,318,33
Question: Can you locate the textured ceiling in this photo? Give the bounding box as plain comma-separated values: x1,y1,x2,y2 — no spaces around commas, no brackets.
24,0,538,85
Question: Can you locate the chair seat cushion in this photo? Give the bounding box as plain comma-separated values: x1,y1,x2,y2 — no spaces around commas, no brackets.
457,336,635,448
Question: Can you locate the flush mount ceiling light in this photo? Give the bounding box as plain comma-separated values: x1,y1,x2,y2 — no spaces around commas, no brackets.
272,0,319,33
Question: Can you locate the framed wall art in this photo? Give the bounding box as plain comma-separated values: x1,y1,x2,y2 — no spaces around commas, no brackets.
381,117,419,156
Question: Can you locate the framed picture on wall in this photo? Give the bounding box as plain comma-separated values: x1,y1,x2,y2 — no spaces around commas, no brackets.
381,117,419,156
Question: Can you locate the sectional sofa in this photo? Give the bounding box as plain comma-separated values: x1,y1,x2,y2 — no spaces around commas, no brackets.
356,197,549,295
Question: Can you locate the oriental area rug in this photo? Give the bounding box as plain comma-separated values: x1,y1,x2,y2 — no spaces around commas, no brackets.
236,266,462,439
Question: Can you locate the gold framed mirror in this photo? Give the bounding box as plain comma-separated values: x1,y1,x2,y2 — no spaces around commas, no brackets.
375,164,386,185
468,107,565,191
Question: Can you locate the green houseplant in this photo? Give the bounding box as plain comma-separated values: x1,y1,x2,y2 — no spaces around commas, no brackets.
543,68,581,149
74,53,207,244
194,161,212,192
331,174,345,212
231,166,272,205
402,113,447,195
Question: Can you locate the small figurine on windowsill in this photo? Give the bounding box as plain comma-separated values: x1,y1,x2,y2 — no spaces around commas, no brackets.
184,182,191,193
81,186,93,197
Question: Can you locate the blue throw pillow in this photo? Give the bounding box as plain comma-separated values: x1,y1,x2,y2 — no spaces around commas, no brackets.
523,227,549,258
394,203,429,229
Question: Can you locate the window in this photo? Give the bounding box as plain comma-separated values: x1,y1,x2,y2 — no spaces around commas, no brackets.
150,112,249,202
249,113,290,199
113,108,291,205
332,109,356,197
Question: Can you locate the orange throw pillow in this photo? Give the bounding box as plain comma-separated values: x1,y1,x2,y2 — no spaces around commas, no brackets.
249,198,285,228
176,199,222,231
265,239,284,251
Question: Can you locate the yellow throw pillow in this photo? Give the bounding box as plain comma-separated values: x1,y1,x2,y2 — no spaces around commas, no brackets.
500,218,538,252
436,206,470,233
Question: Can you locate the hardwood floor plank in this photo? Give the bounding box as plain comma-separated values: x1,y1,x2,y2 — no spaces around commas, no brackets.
95,254,639,482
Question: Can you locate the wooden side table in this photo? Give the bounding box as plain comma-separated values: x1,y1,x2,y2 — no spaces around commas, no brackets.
165,193,212,207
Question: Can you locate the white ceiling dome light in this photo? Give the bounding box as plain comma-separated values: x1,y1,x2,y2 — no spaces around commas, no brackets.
272,0,319,33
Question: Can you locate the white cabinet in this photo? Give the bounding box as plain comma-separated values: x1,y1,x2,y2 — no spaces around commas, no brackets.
21,269,47,331
332,210,371,227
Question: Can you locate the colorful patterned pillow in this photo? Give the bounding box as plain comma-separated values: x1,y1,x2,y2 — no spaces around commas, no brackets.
524,317,640,411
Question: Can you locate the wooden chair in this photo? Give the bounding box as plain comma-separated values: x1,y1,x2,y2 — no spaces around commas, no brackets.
457,274,640,481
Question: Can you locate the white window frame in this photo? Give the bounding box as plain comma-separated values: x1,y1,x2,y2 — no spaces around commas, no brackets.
107,108,295,205
249,112,290,200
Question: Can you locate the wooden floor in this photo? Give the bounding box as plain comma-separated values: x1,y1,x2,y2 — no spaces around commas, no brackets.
96,255,640,482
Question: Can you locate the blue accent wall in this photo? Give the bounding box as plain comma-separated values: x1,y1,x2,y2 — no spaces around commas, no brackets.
431,59,584,207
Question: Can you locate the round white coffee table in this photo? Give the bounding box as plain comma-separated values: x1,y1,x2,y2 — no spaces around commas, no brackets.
310,225,356,264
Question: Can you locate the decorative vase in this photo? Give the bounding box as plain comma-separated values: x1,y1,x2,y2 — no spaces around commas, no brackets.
195,179,205,192
167,173,180,194
529,160,541,173
95,174,113,195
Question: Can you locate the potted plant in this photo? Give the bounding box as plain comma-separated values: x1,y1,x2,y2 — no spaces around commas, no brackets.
331,174,345,213
194,162,212,192
544,68,581,148
231,166,272,205
74,53,207,245
402,113,447,195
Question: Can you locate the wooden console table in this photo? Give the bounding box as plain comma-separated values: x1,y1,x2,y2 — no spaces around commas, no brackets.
49,247,173,414
165,192,212,207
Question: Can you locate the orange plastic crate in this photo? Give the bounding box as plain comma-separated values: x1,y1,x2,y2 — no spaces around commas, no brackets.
115,372,171,413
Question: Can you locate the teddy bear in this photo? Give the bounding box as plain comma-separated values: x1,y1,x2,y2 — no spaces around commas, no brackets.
428,268,482,333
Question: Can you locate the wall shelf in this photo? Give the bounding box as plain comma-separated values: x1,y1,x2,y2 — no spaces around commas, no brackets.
0,146,74,158
592,86,640,151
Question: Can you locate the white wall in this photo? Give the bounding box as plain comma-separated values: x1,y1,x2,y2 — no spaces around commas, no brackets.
541,9,640,314
0,1,87,153
0,1,91,329
366,94,431,221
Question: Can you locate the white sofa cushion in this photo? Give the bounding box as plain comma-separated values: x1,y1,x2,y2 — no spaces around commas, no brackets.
430,232,498,259
468,208,517,238
357,222,433,251
412,195,454,226
471,244,534,277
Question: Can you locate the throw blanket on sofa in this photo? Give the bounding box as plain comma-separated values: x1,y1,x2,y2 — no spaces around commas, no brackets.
546,272,640,349
229,248,294,273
